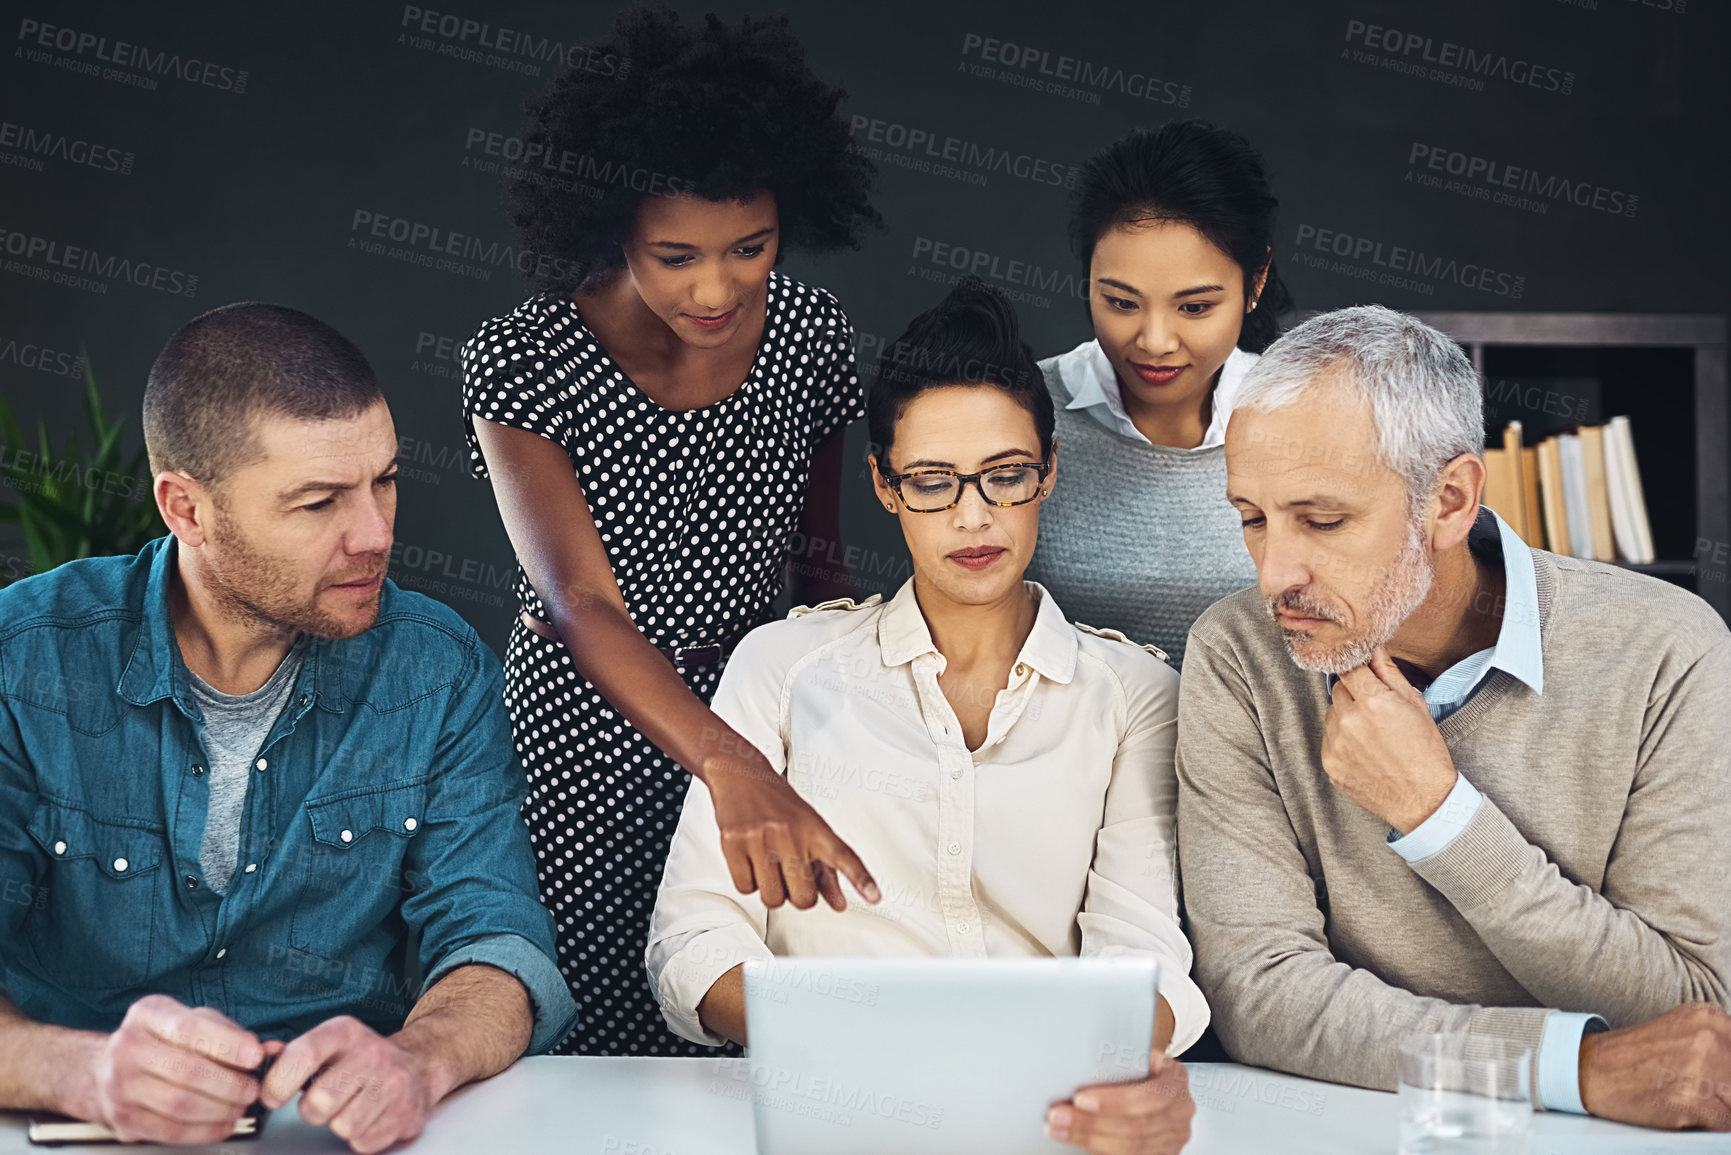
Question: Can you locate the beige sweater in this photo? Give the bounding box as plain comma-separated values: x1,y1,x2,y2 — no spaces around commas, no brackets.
1175,546,1731,1090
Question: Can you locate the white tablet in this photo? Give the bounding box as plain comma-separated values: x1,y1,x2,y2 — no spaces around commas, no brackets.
743,955,1160,1155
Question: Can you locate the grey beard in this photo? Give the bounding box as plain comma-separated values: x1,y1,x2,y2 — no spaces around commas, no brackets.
1272,519,1435,675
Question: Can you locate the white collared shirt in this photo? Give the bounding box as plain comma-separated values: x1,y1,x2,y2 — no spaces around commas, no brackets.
1049,339,1259,449
646,578,1209,1055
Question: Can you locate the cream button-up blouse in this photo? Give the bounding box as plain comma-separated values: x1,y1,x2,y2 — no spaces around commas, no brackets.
646,578,1208,1055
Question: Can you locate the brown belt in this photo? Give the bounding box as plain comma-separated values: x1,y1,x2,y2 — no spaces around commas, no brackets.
519,609,732,669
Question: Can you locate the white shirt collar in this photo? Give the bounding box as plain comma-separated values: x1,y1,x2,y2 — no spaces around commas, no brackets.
1050,339,1258,450
1324,509,1544,715
876,577,1079,684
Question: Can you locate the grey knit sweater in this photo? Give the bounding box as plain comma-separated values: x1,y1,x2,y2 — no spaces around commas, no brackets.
1176,545,1731,1092
1026,356,1257,667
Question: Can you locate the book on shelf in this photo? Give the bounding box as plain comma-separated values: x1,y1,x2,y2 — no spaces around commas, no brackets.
1482,447,1519,541
1502,421,1533,544
1486,417,1654,565
1578,424,1616,562
1484,420,1547,548
1534,437,1571,557
1520,446,1542,549
1604,415,1656,565
1556,434,1594,560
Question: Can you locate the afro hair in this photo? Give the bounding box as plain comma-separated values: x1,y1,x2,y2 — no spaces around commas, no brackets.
505,6,879,293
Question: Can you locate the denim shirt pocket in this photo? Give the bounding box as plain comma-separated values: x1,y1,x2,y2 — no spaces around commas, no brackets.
288,780,428,961
24,802,162,989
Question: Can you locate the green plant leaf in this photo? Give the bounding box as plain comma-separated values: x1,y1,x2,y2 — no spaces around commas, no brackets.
20,505,57,574
0,393,24,452
0,357,164,584
83,358,113,444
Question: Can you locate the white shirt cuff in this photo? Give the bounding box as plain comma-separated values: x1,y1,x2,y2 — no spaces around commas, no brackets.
1388,774,1483,863
1081,944,1211,1058
1158,969,1213,1058
650,925,775,1046
1537,1011,1608,1113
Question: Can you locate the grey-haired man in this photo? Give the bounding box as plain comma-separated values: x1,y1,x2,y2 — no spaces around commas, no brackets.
1177,305,1731,1131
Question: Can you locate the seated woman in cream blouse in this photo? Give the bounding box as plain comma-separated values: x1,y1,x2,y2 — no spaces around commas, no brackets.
646,281,1204,1154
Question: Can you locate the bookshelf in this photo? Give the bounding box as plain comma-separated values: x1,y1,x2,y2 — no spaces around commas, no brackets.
1413,313,1729,623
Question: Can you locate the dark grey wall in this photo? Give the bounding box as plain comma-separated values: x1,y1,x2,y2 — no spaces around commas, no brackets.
3,0,1723,653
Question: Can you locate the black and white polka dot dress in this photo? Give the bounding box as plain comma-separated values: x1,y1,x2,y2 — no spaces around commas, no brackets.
459,272,863,1055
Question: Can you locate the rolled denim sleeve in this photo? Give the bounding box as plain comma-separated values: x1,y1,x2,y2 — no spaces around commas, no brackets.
418,933,577,1055
399,637,576,1055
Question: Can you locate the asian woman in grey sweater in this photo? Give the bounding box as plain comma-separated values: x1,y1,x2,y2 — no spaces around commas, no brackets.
1027,121,1294,666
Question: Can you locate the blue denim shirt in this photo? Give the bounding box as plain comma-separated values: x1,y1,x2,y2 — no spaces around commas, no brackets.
0,536,577,1053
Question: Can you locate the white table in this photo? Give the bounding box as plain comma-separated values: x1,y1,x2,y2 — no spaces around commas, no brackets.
3,1058,1727,1154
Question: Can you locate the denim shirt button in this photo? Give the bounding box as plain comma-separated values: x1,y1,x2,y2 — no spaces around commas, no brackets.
191,764,205,777
184,875,198,889
254,758,268,772
403,817,417,831
340,829,354,843
113,857,128,872
54,841,66,855
298,694,309,707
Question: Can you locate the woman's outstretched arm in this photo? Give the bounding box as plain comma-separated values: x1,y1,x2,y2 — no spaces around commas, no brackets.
472,418,878,912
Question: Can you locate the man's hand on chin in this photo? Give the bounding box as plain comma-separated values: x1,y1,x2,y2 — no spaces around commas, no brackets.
1321,646,1459,833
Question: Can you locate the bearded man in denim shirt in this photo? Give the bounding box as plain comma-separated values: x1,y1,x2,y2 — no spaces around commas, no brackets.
0,304,576,1152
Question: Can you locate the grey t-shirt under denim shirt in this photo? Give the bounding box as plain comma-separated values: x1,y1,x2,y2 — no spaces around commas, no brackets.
187,642,306,895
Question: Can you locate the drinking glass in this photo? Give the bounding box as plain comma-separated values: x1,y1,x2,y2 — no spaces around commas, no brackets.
1397,1033,1533,1155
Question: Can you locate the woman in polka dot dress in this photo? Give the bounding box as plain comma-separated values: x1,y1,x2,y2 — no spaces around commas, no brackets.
459,9,883,1055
